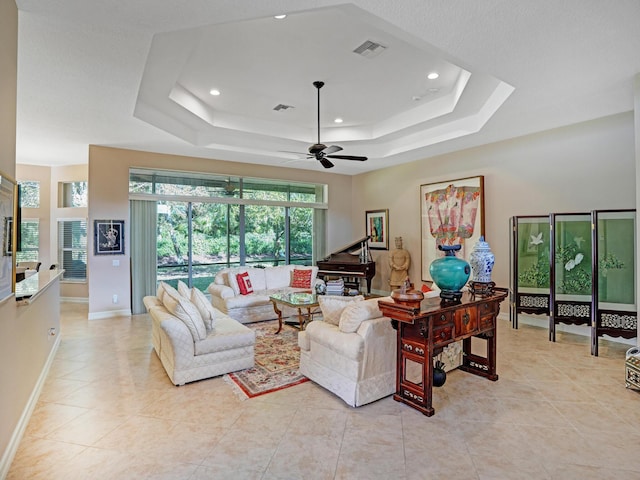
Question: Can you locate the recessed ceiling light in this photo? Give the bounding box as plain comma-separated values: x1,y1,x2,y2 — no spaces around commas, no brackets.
334,118,343,124
427,72,439,80
274,14,287,20
209,89,221,96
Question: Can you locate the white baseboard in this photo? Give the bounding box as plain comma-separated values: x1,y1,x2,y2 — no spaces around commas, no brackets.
88,308,132,320
60,296,89,304
0,334,61,479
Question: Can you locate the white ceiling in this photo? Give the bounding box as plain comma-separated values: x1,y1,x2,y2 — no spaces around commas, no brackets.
14,0,640,175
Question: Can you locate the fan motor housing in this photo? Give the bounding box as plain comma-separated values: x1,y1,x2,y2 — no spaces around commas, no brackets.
309,143,326,154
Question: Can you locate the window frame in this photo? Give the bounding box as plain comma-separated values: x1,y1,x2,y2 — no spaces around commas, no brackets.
57,218,88,282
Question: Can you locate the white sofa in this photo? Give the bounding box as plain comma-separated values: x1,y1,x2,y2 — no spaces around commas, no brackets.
143,282,255,386
298,295,397,407
207,265,319,323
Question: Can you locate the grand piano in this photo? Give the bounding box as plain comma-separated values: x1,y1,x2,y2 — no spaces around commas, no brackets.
316,236,376,294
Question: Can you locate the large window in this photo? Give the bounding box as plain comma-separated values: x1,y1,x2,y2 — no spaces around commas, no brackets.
130,169,327,290
58,219,87,281
16,219,39,263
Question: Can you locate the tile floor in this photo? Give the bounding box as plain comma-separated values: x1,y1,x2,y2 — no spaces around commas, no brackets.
7,303,640,479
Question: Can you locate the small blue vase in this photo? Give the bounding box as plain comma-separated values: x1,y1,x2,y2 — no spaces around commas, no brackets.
429,244,471,300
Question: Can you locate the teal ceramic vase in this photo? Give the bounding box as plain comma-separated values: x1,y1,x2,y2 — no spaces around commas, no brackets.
429,244,471,300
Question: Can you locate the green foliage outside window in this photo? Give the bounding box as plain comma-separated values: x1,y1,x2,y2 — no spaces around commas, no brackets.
19,181,40,208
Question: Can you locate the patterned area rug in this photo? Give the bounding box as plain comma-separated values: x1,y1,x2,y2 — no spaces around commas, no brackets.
225,319,308,398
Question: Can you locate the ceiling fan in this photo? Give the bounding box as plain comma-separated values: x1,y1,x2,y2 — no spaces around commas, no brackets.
288,81,368,169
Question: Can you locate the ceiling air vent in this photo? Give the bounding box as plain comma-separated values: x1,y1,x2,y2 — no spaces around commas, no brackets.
273,104,294,111
353,40,387,58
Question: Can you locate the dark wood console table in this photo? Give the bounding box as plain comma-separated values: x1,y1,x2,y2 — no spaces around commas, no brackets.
378,288,508,416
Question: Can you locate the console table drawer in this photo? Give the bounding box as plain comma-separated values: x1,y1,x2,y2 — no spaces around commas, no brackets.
479,301,498,316
454,307,478,336
479,314,495,330
401,339,426,356
433,311,452,326
433,325,453,343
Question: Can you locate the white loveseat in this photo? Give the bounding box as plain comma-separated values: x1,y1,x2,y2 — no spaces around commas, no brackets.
298,295,397,407
143,282,255,386
207,265,319,323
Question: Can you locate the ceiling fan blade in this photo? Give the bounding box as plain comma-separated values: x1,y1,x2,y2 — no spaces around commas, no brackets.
322,145,342,155
326,155,368,161
318,157,334,169
279,151,313,161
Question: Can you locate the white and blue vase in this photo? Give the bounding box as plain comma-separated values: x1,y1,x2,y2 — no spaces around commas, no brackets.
469,236,495,283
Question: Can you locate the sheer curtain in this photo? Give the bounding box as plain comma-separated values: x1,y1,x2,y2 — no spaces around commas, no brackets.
130,200,157,314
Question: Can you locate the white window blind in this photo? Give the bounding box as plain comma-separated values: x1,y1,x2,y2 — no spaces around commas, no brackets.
16,218,39,263
58,219,87,281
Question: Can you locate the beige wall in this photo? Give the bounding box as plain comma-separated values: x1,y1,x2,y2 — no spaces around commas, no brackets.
352,112,636,294
87,145,353,317
0,0,19,467
0,6,70,463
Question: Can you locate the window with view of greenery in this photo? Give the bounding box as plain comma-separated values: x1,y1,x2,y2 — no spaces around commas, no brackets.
19,181,40,208
130,169,327,291
16,219,39,262
59,181,88,207
58,219,87,281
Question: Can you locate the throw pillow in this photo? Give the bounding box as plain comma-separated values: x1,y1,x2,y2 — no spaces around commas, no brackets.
177,280,191,298
160,281,182,303
191,287,216,332
339,300,381,333
156,282,167,302
236,272,254,295
291,268,312,288
163,294,207,341
318,295,364,326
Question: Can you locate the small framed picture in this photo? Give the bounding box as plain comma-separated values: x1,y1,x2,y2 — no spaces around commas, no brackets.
94,220,125,255
366,209,389,250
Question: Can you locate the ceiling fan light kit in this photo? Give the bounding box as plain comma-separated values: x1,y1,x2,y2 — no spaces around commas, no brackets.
288,81,368,169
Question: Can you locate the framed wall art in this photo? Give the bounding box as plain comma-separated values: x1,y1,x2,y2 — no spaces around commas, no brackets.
421,176,484,281
94,219,125,255
365,209,389,250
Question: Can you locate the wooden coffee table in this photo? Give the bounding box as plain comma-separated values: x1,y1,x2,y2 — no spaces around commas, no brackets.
269,291,320,334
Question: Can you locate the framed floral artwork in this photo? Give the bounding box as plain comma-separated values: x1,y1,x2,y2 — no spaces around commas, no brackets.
366,209,389,250
421,176,484,281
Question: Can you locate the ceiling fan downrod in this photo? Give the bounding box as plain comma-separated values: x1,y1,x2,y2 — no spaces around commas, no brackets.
313,81,324,146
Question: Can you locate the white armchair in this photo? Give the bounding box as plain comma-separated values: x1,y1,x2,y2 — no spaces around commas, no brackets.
298,296,397,407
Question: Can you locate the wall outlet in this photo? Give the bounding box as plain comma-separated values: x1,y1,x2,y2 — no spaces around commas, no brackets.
112,294,118,304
